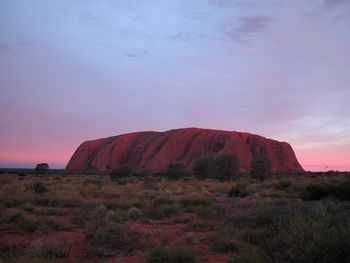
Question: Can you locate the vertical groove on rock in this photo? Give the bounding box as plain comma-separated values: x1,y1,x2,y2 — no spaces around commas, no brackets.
66,128,304,172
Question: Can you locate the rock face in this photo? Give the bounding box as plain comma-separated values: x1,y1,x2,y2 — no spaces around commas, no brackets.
66,128,304,172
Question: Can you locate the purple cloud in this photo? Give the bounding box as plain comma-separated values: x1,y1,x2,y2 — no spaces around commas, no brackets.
0,42,14,54
224,15,272,43
324,0,347,9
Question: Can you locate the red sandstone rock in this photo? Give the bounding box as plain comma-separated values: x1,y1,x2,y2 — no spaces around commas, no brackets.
66,128,304,172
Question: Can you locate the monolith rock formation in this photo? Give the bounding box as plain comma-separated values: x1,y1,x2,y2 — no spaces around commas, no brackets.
66,128,303,173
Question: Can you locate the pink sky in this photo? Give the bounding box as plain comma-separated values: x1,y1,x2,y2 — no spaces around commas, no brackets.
1,0,349,171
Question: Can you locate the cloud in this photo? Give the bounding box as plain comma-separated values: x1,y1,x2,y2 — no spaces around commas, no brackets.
223,15,272,43
209,0,236,8
169,32,196,42
0,42,14,55
324,0,347,9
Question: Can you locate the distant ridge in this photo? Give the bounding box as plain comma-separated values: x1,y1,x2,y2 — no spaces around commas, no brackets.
66,128,304,172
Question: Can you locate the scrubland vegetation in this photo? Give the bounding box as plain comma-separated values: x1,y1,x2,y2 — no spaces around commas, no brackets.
0,168,349,263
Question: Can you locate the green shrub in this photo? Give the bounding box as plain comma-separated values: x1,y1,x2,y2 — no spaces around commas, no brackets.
227,253,269,263
213,154,240,180
274,180,292,190
21,202,35,213
240,229,274,246
250,159,271,180
127,207,142,219
30,240,68,258
85,205,138,256
134,169,153,177
110,164,135,181
301,183,331,200
228,183,249,198
145,246,198,263
17,172,29,177
18,217,40,232
25,182,47,194
45,217,70,231
34,163,49,174
336,181,350,200
252,202,350,263
146,204,179,220
108,210,128,223
212,228,240,253
193,156,214,180
83,179,103,187
301,181,350,201
181,196,214,208
167,162,187,180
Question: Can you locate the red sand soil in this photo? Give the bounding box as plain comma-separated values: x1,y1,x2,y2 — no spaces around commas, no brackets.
0,194,236,263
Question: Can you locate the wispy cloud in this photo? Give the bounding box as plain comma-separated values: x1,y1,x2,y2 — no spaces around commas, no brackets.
0,42,14,55
209,0,235,8
223,15,272,43
324,0,347,9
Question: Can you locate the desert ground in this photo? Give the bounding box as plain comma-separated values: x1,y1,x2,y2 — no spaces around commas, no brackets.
0,171,349,263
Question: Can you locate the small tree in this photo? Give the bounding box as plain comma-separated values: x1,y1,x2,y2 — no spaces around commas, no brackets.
166,162,187,180
213,153,240,180
193,156,214,180
110,164,135,181
250,159,272,180
34,163,49,174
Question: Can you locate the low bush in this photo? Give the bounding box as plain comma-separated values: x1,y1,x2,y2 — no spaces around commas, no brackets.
34,163,49,174
301,181,350,201
248,202,350,263
45,217,70,231
25,182,47,195
167,162,187,180
83,179,103,187
181,195,214,208
110,164,135,181
213,154,240,180
228,183,249,198
274,180,292,190
30,240,68,258
193,156,214,180
108,210,128,223
227,253,269,263
21,202,35,213
146,204,179,220
250,159,271,180
85,205,138,256
240,228,274,246
18,216,40,232
127,207,142,219
212,228,240,253
145,246,198,263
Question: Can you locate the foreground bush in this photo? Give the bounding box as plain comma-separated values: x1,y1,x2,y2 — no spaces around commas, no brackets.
212,228,239,253
213,154,240,180
145,246,198,263
193,153,240,180
25,182,47,195
166,162,187,180
30,240,68,258
250,159,271,180
34,163,49,174
85,205,140,256
193,156,214,179
249,202,350,263
110,164,135,181
228,183,249,198
301,180,350,201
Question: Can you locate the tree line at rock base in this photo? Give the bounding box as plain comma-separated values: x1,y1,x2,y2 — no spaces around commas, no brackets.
110,153,273,182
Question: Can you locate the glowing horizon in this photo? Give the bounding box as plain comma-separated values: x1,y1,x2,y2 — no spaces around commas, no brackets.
1,0,349,172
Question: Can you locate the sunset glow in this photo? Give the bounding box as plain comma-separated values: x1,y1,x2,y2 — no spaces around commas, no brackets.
1,0,349,171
